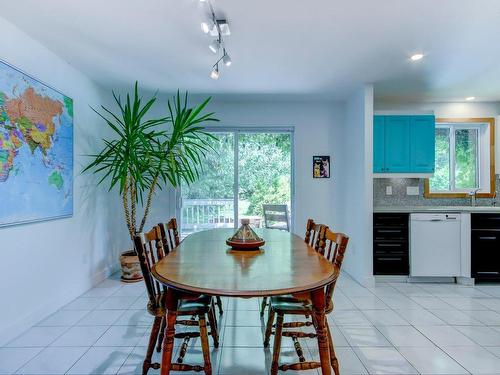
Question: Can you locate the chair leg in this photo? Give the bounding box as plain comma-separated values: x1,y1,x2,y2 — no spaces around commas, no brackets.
207,306,219,348
263,308,275,347
143,316,162,375
211,299,219,331
198,314,212,375
270,313,284,375
156,316,166,353
326,320,339,375
260,296,268,317
216,296,224,315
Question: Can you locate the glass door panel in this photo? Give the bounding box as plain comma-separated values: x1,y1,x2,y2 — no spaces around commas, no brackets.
180,133,235,236
237,133,292,228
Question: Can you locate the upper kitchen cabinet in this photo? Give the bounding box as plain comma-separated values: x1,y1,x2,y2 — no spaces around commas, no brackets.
374,114,435,175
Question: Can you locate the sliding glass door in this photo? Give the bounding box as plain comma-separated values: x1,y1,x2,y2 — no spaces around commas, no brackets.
179,128,293,237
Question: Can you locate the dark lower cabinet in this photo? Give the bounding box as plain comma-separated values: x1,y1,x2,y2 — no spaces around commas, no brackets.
472,213,500,280
373,213,409,275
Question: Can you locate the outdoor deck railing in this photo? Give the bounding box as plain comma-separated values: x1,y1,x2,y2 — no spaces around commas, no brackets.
181,198,235,234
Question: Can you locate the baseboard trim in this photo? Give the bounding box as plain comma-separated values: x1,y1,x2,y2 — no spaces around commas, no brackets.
374,275,409,283
0,265,116,346
407,276,456,283
457,276,475,286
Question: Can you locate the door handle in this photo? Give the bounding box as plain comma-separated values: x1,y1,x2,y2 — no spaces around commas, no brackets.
479,236,497,240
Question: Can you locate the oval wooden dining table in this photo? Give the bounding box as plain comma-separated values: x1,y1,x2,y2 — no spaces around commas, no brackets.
151,228,337,375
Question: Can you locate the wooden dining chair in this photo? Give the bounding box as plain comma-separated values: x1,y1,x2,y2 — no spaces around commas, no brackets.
263,227,349,375
263,204,290,231
134,225,219,375
304,218,326,251
158,218,224,318
260,218,327,317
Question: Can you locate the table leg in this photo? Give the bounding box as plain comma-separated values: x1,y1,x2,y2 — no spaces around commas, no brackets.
311,289,331,375
160,289,179,375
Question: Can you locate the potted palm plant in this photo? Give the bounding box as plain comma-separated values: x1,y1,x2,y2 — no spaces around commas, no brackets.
84,83,218,282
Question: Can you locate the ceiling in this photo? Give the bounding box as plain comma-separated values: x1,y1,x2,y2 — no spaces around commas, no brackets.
1,0,500,101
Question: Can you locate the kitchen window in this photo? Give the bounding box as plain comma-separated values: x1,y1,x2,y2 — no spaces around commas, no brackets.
424,118,496,198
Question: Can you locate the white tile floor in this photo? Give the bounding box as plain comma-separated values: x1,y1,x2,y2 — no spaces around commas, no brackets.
4,274,500,374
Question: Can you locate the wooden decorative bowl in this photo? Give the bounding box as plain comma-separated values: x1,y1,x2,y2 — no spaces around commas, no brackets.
226,238,265,250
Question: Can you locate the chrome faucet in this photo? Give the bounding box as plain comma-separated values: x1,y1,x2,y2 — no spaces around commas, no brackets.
469,188,481,207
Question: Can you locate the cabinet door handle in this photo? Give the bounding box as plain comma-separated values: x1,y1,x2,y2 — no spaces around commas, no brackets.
378,243,402,247
378,230,401,233
378,257,402,261
479,236,497,240
478,271,500,275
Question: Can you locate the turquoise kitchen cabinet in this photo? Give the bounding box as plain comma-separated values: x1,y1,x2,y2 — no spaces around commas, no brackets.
384,116,410,172
410,116,435,172
373,116,385,173
374,115,435,173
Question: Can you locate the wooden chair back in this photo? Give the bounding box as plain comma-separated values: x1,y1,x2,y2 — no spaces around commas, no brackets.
319,227,349,313
304,218,327,251
133,226,166,310
263,204,290,231
158,218,180,255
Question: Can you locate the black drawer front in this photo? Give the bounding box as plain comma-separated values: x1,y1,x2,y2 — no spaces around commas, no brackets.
374,256,409,275
374,227,407,241
374,213,409,228
374,242,408,256
471,230,500,279
373,213,409,275
472,214,500,229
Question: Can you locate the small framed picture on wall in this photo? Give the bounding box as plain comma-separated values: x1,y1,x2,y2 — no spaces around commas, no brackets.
313,156,330,178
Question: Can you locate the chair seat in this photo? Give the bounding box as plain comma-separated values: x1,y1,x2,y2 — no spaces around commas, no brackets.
178,295,212,313
270,295,312,314
148,294,212,316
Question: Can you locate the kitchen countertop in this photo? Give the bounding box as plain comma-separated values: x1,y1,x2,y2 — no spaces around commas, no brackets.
374,205,500,213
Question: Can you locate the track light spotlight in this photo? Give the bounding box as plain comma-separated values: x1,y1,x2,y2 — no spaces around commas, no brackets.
210,64,220,80
209,39,220,54
222,50,232,66
201,22,210,34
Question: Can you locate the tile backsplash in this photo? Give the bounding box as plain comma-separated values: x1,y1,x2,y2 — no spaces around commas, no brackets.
373,176,500,207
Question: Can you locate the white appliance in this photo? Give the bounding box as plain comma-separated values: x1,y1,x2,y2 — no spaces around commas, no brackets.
410,213,461,277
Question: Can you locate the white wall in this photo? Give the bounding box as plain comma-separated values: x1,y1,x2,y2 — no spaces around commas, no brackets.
0,17,127,345
335,86,374,286
375,100,500,174
141,97,345,235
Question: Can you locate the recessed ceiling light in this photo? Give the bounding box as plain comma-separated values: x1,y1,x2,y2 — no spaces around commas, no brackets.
410,53,424,61
465,96,476,101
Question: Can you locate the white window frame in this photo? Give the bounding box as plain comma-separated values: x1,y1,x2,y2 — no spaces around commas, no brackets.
429,121,491,194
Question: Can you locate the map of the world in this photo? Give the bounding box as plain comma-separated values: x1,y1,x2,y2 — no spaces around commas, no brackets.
0,61,73,226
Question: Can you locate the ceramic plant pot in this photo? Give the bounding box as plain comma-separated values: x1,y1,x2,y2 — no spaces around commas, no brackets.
119,249,143,283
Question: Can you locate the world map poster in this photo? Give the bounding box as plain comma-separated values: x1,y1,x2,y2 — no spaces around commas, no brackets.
0,61,73,226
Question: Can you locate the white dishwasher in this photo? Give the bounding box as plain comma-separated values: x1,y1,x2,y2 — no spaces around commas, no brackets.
410,213,461,277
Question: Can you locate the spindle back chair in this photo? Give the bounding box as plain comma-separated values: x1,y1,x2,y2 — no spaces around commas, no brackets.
263,227,349,375
134,226,218,375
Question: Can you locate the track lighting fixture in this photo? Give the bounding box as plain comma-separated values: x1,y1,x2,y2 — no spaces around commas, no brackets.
201,22,210,34
210,64,220,80
222,49,232,66
209,39,220,54
199,0,232,79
